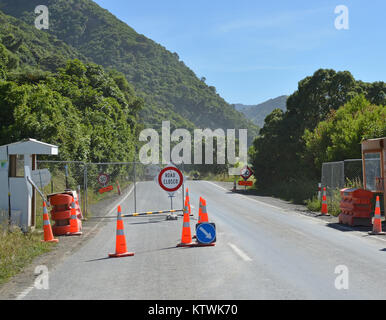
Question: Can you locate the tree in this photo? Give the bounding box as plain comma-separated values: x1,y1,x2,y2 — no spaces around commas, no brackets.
304,95,386,170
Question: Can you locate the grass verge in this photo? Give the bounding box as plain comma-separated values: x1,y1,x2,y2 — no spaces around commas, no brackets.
0,223,55,286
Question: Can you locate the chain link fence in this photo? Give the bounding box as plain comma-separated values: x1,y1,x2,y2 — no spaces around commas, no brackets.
35,160,186,219
321,159,363,196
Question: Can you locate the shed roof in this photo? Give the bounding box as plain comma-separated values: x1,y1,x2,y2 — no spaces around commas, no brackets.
0,138,58,156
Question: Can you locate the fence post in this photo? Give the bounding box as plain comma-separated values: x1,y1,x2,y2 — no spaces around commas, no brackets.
318,182,322,200
133,161,137,213
84,163,88,218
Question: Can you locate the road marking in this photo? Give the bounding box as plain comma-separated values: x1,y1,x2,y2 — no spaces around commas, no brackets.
228,243,252,262
204,181,284,211
16,286,34,300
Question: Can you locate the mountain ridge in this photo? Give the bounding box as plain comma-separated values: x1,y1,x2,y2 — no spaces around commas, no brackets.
0,0,258,141
233,95,288,128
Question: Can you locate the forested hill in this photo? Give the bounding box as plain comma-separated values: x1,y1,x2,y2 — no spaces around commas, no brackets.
0,0,259,138
234,95,288,128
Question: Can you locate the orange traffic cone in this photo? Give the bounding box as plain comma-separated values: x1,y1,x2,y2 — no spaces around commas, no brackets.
177,205,193,247
186,188,192,216
41,201,59,243
198,197,206,223
67,197,82,236
200,198,209,223
321,187,329,216
109,205,135,258
369,196,385,235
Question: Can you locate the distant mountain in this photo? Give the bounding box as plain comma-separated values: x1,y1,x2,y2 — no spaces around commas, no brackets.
233,95,288,128
0,0,259,142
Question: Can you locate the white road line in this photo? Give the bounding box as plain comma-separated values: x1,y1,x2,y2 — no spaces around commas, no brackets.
228,243,252,262
16,286,34,300
107,183,136,216
204,181,284,211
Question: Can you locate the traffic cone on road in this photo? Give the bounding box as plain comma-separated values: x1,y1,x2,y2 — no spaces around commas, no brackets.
41,201,59,243
109,205,135,258
369,196,385,235
321,187,329,216
198,197,205,223
185,188,192,216
200,198,209,223
177,205,193,247
67,197,82,236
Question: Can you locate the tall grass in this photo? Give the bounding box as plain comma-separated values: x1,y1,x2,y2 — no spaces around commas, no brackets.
0,222,54,286
305,176,364,216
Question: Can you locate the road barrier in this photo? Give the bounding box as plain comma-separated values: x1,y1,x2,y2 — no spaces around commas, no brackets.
339,188,373,226
36,161,186,219
369,196,385,235
49,192,82,236
109,205,135,258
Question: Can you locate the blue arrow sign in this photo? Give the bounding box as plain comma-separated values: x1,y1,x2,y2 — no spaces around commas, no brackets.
196,223,216,244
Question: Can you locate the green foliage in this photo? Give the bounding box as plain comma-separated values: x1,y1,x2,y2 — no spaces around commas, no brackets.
0,58,144,163
0,0,258,139
250,68,386,203
304,95,386,170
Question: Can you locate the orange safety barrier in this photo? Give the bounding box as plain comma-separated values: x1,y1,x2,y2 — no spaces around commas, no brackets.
49,191,83,236
109,205,135,258
339,188,373,226
369,196,385,235
41,201,58,243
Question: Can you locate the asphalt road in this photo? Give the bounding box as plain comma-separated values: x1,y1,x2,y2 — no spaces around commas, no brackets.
20,180,386,299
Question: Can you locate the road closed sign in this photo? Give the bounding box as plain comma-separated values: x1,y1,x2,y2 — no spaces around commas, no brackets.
158,166,183,193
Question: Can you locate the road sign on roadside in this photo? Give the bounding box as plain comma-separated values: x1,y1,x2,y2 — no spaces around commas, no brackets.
98,173,110,186
196,222,216,244
238,180,253,186
31,169,51,188
158,166,183,193
99,185,113,194
240,166,253,181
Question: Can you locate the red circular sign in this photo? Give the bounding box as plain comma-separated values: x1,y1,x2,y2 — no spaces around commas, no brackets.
98,173,110,186
158,166,183,192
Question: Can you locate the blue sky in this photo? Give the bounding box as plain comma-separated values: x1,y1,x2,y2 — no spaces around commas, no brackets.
94,0,386,105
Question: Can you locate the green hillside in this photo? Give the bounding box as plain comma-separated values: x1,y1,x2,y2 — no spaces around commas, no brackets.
234,95,288,128
0,0,259,139
0,9,144,162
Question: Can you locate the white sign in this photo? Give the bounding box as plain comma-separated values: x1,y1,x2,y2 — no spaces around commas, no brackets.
158,166,183,193
31,169,51,188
